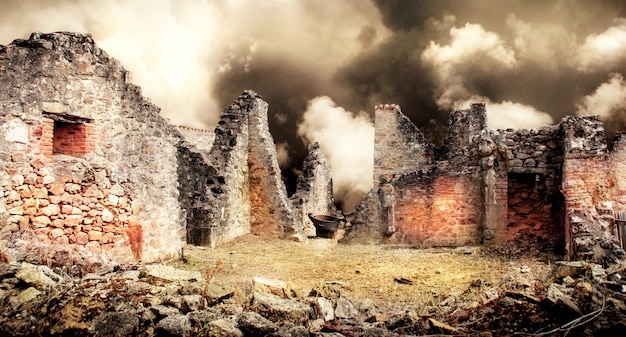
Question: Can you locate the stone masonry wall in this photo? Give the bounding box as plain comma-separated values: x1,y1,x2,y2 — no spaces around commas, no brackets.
560,115,622,262
0,32,185,264
247,92,303,240
349,104,484,247
176,126,215,152
290,142,335,237
185,96,251,247
373,104,432,186
481,126,565,252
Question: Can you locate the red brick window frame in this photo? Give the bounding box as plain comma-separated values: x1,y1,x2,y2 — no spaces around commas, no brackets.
41,113,95,157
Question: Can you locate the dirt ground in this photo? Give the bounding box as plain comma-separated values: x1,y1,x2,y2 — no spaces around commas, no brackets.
168,234,554,311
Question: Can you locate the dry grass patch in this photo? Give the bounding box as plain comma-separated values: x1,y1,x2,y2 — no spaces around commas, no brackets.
170,234,552,310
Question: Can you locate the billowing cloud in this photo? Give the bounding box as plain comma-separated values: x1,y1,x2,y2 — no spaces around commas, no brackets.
421,21,516,109
578,19,626,72
576,73,626,118
506,14,578,71
276,142,291,168
297,96,374,210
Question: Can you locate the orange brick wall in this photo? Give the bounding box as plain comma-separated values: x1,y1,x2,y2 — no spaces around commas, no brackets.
52,122,96,157
394,174,481,246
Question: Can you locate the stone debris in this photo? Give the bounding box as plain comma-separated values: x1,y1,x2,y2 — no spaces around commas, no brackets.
0,259,623,336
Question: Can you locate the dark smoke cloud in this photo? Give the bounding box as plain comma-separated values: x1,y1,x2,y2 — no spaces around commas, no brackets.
2,0,626,210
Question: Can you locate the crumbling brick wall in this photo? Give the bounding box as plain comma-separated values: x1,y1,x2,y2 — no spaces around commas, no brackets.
0,32,185,264
351,101,624,261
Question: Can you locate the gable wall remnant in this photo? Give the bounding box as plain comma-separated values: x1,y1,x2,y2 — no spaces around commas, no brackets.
0,32,185,266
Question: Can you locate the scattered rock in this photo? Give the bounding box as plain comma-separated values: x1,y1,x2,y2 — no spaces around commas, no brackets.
15,263,60,290
544,283,581,315
9,287,41,309
253,276,299,299
314,296,335,321
155,314,191,337
93,312,139,337
206,318,243,337
237,311,277,336
204,281,234,305
253,292,312,324
335,297,359,319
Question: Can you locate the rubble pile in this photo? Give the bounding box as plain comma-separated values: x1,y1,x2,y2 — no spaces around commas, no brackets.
0,257,624,336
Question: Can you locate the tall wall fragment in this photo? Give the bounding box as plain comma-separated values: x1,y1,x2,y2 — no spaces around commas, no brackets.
373,104,432,185
560,116,622,262
247,91,304,241
290,142,336,237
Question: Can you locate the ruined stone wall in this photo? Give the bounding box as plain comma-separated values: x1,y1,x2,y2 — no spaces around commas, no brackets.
176,126,215,151
373,104,432,185
186,97,251,247
247,92,303,240
290,142,335,237
483,126,565,251
349,104,484,246
560,115,622,262
612,133,626,212
0,32,185,264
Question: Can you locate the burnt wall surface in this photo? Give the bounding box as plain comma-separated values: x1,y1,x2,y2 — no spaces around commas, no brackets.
0,32,185,265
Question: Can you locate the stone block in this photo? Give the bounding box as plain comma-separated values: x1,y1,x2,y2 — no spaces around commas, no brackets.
41,204,60,217
48,182,65,195
50,228,64,239
61,204,73,214
75,232,89,245
33,215,51,227
88,230,103,242
253,292,312,324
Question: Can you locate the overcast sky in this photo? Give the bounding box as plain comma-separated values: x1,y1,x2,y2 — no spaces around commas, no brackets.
1,0,626,209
